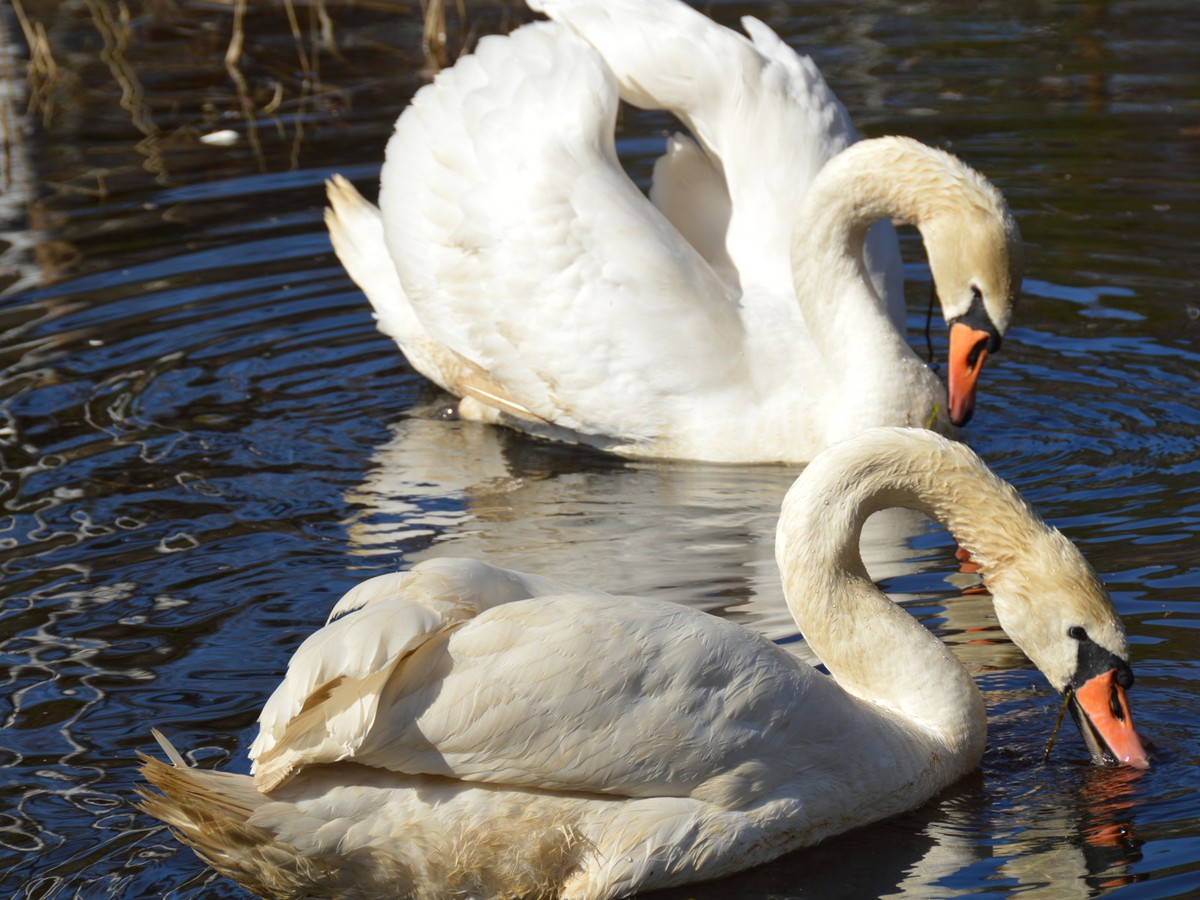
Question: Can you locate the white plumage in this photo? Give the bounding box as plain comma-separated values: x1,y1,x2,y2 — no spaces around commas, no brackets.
325,0,1023,463
140,428,1147,898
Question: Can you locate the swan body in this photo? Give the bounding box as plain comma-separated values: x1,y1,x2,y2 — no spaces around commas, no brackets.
325,0,1023,463
139,428,1147,898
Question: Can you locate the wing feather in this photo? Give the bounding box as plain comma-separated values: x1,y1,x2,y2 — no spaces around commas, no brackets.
534,0,904,322
250,560,577,791
248,560,863,804
380,22,744,441
349,594,826,800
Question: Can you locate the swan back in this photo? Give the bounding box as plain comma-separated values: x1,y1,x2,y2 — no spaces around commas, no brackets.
249,560,580,790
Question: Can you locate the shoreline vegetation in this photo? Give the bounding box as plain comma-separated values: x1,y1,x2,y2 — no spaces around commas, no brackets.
3,0,518,190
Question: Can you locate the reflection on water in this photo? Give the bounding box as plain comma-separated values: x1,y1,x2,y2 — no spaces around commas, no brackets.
344,407,944,654
1004,766,1145,896
656,763,1151,899
344,408,1043,680
1,0,1198,897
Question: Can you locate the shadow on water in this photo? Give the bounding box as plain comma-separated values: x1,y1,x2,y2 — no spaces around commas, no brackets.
0,1,1198,897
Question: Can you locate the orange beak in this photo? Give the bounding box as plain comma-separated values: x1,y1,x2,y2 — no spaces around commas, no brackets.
1071,669,1151,769
947,322,993,427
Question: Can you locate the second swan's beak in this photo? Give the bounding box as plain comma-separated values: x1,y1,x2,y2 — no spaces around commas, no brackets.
946,322,994,427
1069,669,1151,769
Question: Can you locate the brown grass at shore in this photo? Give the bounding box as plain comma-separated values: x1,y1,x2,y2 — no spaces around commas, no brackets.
10,0,60,126
5,1,519,185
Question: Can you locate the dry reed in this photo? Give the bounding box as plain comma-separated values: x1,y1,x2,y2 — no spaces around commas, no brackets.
6,1,516,181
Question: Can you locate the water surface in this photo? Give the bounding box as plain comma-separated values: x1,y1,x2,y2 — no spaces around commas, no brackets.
1,1,1197,897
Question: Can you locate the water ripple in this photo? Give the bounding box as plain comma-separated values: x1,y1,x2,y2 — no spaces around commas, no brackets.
1,1,1198,897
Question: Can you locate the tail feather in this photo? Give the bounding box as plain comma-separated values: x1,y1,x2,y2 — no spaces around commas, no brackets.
138,732,594,898
325,174,457,394
137,738,343,899
150,726,187,766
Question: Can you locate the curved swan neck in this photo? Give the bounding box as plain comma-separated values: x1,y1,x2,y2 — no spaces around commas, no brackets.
798,136,1005,255
775,428,1045,758
790,136,1007,360
786,429,1042,574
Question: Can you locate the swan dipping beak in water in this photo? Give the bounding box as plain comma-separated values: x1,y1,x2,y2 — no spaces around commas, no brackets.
138,428,1149,899
324,0,1023,463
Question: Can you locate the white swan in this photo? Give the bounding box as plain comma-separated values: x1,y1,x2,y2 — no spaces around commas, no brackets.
139,428,1148,898
324,0,1022,464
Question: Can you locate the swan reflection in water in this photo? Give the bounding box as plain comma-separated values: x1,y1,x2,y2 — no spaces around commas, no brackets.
989,764,1145,898
344,410,1036,677
648,762,1144,899
344,412,923,654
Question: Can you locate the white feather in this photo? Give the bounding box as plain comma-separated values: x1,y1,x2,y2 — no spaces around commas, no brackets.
140,428,1141,898
326,0,1021,463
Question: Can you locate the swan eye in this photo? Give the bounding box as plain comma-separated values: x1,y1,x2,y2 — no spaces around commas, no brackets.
970,284,984,305
1068,625,1088,641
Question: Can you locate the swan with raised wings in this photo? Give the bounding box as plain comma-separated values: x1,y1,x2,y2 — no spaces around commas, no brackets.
139,428,1148,898
324,0,1022,464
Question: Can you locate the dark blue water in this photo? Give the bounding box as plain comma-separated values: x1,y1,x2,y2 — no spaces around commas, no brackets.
1,1,1197,897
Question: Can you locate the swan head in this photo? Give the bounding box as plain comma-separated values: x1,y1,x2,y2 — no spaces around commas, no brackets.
917,150,1023,428
778,427,1148,769
983,530,1150,769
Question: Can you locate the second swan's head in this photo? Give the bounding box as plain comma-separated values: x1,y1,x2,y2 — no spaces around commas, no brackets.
896,428,1150,770
980,518,1151,770
834,137,1023,428
785,427,1150,769
893,138,1023,428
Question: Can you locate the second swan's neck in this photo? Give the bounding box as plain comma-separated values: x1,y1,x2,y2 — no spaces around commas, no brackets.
775,428,1038,763
789,136,1001,365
